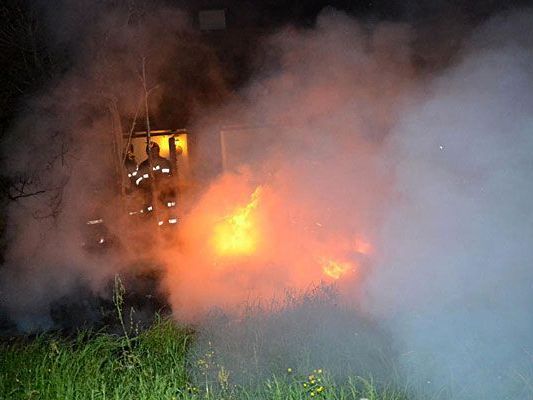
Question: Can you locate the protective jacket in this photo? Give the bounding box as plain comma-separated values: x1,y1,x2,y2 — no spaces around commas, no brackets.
135,155,172,189
135,154,177,225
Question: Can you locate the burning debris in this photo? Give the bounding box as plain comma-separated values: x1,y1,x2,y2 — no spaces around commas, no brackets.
320,258,354,280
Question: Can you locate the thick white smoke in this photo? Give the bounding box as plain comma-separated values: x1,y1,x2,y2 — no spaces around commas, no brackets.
183,7,533,399
365,9,533,398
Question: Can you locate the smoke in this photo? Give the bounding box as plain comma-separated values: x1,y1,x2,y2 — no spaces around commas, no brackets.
164,9,413,320
0,1,227,331
189,285,398,388
169,6,533,399
364,9,533,398
165,5,415,391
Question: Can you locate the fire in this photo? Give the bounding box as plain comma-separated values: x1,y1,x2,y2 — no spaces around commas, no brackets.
212,186,262,256
320,257,355,280
162,172,375,321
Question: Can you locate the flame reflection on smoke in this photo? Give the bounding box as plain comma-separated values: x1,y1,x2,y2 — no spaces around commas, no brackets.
161,171,373,321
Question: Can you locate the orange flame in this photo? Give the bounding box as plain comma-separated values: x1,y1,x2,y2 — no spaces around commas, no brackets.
212,186,262,256
320,257,355,280
161,173,375,321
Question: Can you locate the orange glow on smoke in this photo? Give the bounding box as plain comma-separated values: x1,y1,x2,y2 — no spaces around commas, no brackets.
354,237,373,255
161,172,377,322
212,187,262,256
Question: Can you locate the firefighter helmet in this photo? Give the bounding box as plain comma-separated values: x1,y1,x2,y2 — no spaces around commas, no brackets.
146,141,160,156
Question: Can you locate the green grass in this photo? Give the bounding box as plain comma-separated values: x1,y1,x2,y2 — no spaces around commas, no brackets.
0,317,190,400
0,317,411,400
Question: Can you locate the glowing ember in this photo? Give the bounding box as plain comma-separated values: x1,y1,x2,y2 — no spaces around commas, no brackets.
212,187,262,256
320,258,354,280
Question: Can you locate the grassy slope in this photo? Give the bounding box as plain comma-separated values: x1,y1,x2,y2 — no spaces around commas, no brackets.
0,317,410,400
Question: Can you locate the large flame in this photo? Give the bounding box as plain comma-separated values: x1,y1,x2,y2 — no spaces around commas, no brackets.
212,187,262,256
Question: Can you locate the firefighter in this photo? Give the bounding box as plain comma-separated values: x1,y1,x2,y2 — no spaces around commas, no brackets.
122,143,145,217
124,144,138,191
135,141,178,226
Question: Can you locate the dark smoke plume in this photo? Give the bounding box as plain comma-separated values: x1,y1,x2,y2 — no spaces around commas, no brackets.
0,1,227,331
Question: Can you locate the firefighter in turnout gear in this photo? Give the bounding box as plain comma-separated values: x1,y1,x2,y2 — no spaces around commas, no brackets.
124,144,139,192
135,141,178,226
123,143,145,217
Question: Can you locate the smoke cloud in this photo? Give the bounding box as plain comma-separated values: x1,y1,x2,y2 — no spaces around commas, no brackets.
365,10,533,398
0,1,227,331
173,7,533,399
164,9,413,320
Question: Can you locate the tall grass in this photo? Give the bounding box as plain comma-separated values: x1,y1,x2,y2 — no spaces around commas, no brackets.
0,316,411,400
0,278,411,399
0,317,190,400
